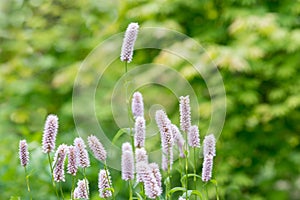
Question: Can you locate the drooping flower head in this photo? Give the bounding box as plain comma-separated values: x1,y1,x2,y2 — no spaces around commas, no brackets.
179,96,191,133
42,114,59,153
155,110,173,171
122,142,134,181
120,22,139,63
74,137,90,168
201,154,214,182
132,92,144,118
171,124,185,158
87,135,107,162
136,162,162,199
74,179,89,199
188,125,200,148
53,144,68,182
203,134,216,157
134,116,146,148
67,145,78,176
98,169,113,198
19,140,29,167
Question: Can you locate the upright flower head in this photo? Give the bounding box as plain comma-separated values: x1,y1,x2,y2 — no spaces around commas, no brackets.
42,114,59,153
149,163,162,189
132,92,144,118
67,145,78,176
19,140,29,167
202,154,214,182
188,125,200,148
53,144,68,182
134,116,146,148
120,22,139,63
74,137,90,168
136,162,162,199
171,124,185,158
135,147,149,182
155,110,173,171
122,142,134,181
74,179,89,199
179,96,191,133
87,135,107,162
98,169,113,198
203,134,216,157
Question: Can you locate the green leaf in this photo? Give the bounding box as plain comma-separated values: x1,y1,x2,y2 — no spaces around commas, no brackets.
168,187,186,196
111,128,131,144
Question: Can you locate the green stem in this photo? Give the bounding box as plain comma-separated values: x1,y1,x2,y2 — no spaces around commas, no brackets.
215,182,219,200
24,166,32,200
47,153,59,198
59,182,65,199
140,183,145,199
71,176,76,200
193,148,197,189
184,131,189,200
205,184,209,200
129,180,133,200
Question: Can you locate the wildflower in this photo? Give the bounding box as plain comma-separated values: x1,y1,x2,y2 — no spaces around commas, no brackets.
19,140,29,167
134,116,146,148
201,154,213,182
122,142,134,181
67,145,78,176
120,22,139,63
188,125,200,148
74,179,89,199
155,110,173,171
42,114,59,153
132,92,144,118
135,147,148,182
74,137,90,168
203,134,216,157
98,169,112,198
149,163,162,189
53,144,68,182
171,124,185,158
87,135,107,162
136,162,162,199
179,96,191,133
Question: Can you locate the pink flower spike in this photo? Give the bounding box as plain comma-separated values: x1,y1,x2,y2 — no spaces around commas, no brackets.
42,114,59,153
19,140,29,167
179,96,191,133
121,22,139,63
67,145,78,176
53,144,68,182
134,116,146,148
132,92,144,118
87,135,107,162
188,125,200,148
74,137,90,168
122,142,134,181
98,169,113,198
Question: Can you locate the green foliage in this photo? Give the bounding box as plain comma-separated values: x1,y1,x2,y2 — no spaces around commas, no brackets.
1,0,300,199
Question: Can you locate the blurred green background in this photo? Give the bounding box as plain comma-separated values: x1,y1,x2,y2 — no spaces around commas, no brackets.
1,0,300,199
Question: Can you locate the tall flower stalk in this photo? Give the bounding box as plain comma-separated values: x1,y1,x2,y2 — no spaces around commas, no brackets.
42,114,59,198
179,96,191,200
188,125,200,187
19,139,32,200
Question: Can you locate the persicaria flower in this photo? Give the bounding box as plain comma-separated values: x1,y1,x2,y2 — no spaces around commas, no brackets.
203,134,216,157
74,179,89,199
120,22,139,63
179,96,191,133
171,124,185,158
155,110,173,171
74,137,90,168
42,114,59,153
132,92,144,118
98,169,113,198
122,142,134,181
19,140,29,167
188,125,200,148
201,154,213,182
87,135,107,162
53,144,68,182
67,145,78,176
149,163,162,189
135,147,148,182
134,116,146,148
136,162,162,199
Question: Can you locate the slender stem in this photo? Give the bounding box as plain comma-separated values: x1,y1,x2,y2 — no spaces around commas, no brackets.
47,153,59,198
215,182,219,200
205,184,209,200
140,183,145,199
71,176,76,200
59,182,65,199
129,180,133,200
24,166,32,200
184,131,189,200
193,148,197,189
